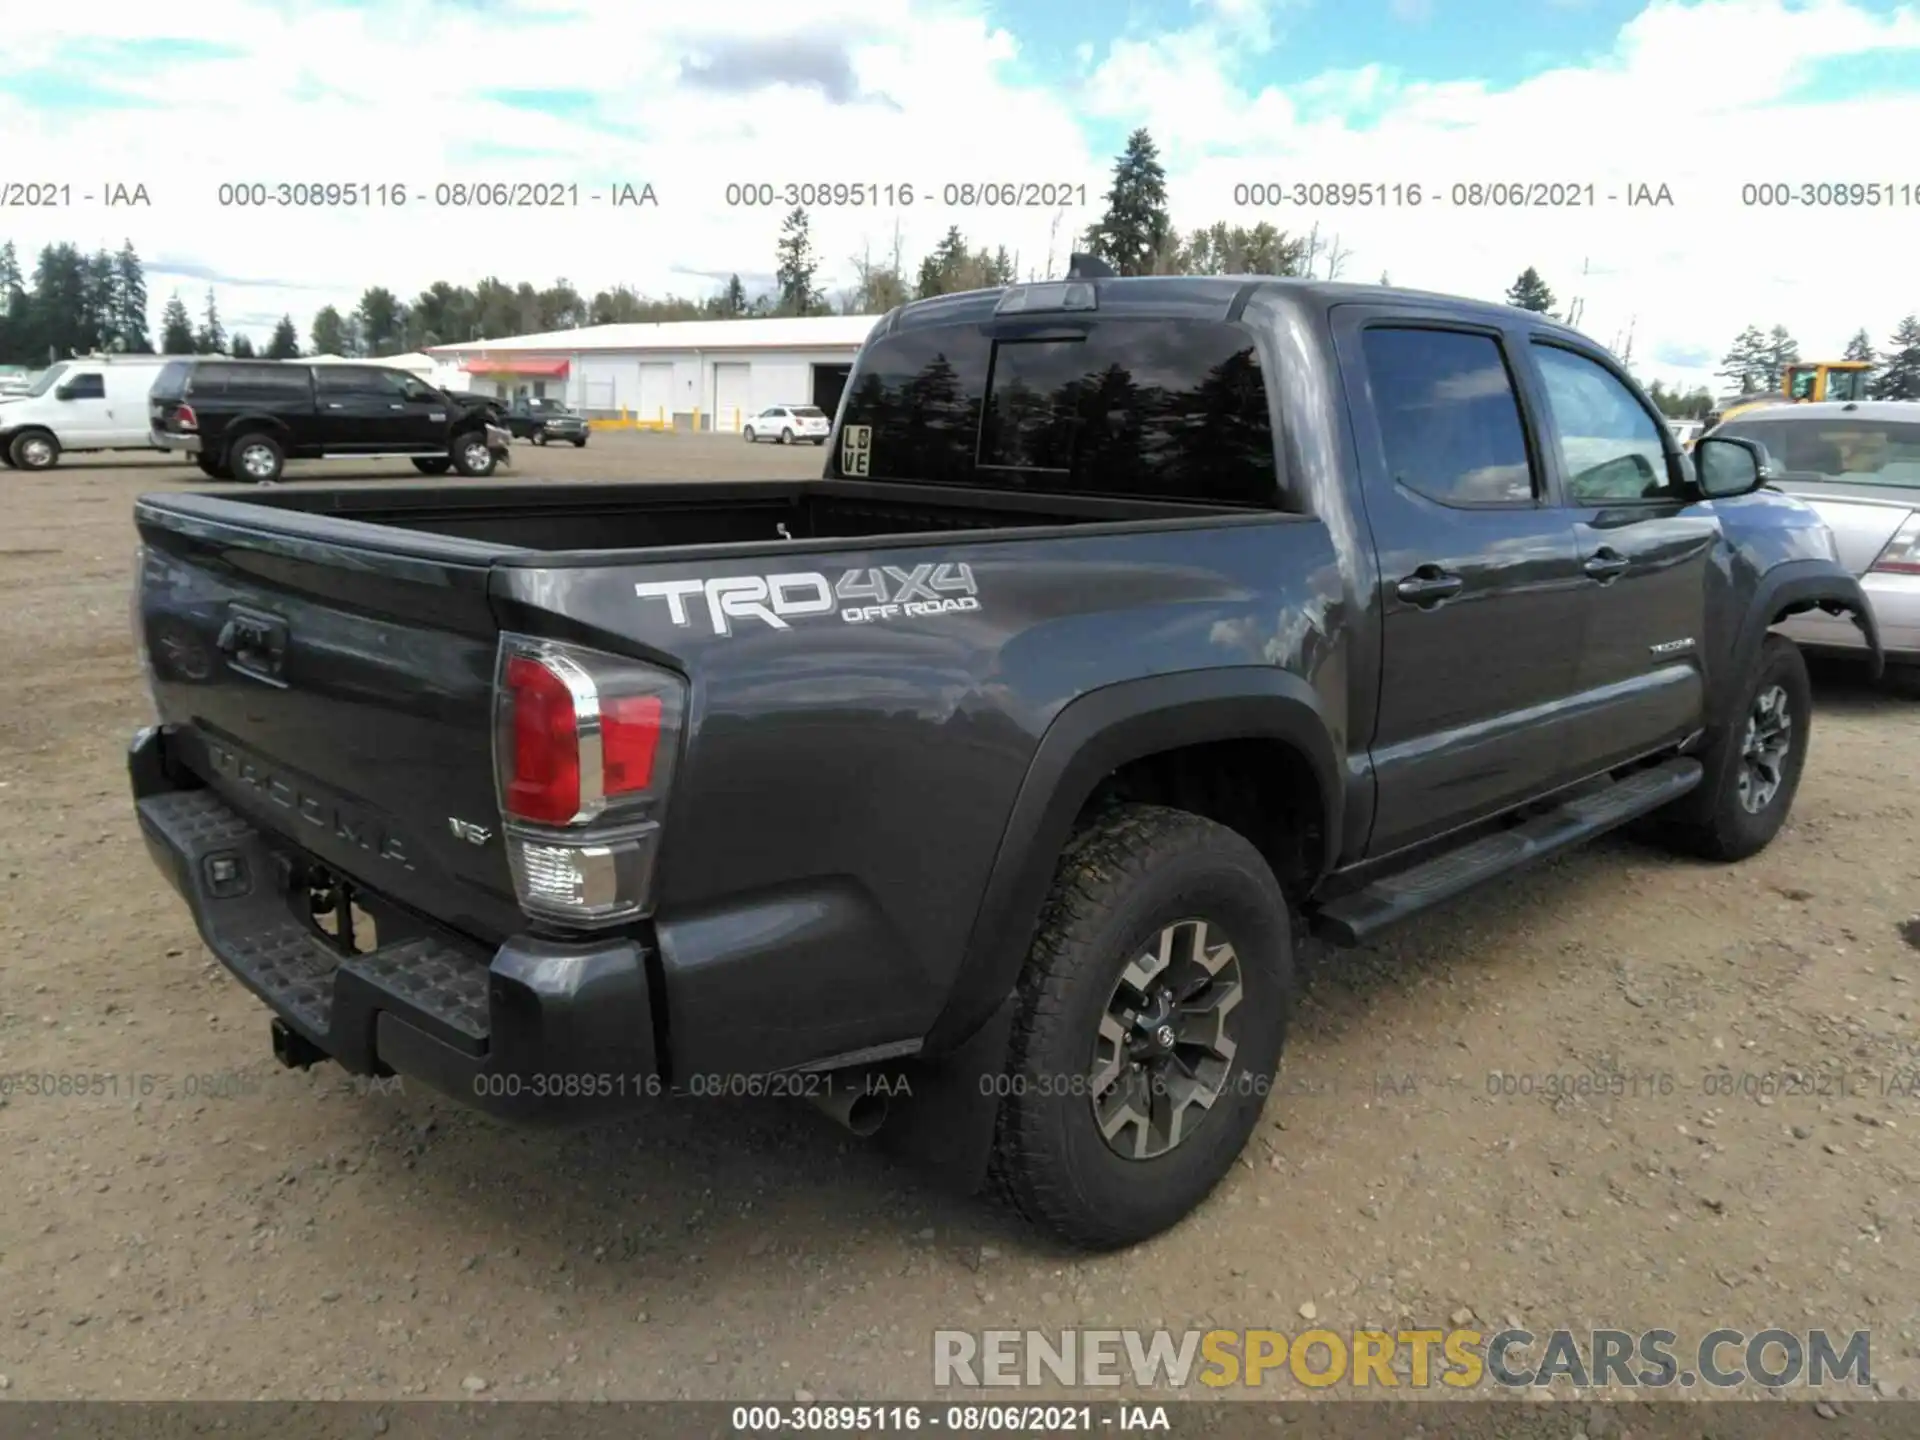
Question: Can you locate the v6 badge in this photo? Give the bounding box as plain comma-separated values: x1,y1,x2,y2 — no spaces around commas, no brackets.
841,423,872,476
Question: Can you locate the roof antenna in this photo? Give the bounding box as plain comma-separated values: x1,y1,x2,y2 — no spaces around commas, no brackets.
1066,252,1116,280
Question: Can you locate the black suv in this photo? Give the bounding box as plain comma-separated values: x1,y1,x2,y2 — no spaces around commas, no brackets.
149,360,509,484
501,397,590,447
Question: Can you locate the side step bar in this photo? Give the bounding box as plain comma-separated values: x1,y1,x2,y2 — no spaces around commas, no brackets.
1311,757,1704,947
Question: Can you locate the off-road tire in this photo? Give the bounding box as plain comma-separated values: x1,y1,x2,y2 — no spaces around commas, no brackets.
411,456,451,475
229,432,284,484
989,804,1293,1249
1656,635,1812,861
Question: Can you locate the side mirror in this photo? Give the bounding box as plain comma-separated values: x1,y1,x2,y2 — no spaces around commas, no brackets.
1695,435,1772,498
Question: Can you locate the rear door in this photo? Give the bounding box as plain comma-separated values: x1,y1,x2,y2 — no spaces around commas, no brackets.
1331,306,1591,856
1521,338,1716,773
313,366,402,452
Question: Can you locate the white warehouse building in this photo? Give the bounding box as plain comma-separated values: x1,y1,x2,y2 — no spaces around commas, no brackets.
423,315,880,432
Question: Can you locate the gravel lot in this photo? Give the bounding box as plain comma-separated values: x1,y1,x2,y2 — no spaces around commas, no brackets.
3,435,1918,1407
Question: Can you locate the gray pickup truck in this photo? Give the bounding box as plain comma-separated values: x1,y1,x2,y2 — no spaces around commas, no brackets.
128,271,1877,1248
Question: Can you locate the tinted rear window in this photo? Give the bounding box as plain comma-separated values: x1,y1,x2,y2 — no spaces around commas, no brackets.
834,319,1277,505
187,363,310,397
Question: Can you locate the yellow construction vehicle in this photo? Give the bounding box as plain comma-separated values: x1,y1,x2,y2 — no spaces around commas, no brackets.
1707,360,1874,429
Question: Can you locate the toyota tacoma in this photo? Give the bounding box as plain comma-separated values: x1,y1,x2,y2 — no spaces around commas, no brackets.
127,269,1878,1248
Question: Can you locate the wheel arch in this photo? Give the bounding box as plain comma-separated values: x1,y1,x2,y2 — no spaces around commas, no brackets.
1735,559,1882,711
922,667,1342,1056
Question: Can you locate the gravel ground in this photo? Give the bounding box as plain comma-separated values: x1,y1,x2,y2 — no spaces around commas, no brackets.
2,437,1917,1409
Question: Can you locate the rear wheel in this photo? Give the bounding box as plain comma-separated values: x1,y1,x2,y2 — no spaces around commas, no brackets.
1653,635,1811,861
411,456,452,475
8,430,59,470
229,433,284,484
990,804,1293,1249
452,432,496,477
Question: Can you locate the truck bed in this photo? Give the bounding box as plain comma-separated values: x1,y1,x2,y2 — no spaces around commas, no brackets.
152,477,1254,556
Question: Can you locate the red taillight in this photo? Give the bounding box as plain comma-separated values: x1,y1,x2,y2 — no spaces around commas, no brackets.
176,404,198,431
504,654,582,824
602,694,663,794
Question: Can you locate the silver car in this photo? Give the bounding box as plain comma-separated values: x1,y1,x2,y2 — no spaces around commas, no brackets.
1712,400,1920,693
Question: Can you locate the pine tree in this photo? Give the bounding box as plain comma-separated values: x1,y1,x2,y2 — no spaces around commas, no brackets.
159,294,196,354
1716,325,1770,395
1762,325,1799,391
0,241,21,361
310,305,349,356
195,287,226,354
113,241,151,352
1505,267,1555,314
1842,328,1875,364
722,274,748,316
774,209,820,316
266,314,301,359
230,333,256,358
1083,128,1172,277
1870,315,1920,400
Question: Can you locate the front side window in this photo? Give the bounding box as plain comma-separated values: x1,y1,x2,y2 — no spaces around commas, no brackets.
1359,327,1536,507
63,371,106,399
1532,343,1678,504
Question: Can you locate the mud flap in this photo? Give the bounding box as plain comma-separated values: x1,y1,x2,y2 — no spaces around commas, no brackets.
875,993,1018,1194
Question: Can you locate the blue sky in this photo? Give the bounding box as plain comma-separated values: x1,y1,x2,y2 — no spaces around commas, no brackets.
3,0,1919,387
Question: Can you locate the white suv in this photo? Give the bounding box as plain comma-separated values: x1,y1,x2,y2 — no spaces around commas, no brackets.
743,405,830,446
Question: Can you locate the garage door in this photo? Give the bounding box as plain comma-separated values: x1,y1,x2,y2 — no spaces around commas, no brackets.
713,363,751,432
638,363,673,425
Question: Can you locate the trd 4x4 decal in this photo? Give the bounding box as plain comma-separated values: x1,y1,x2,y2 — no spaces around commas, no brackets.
636,563,979,636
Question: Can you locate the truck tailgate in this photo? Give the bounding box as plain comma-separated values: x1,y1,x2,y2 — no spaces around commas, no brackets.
134,498,522,943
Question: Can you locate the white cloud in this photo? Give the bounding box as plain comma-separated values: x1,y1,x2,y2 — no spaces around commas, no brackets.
3,0,1918,390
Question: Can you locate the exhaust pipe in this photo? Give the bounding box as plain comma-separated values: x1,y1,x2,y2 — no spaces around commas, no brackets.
807,1071,890,1138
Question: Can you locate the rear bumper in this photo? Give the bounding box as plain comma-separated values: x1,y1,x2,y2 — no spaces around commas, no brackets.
150,431,201,454
130,725,656,1122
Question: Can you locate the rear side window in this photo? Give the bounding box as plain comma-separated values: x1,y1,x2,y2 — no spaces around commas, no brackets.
1359,327,1536,507
835,319,1277,505
223,363,310,395
315,367,384,395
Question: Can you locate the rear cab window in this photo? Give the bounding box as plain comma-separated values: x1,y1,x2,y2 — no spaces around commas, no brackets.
150,361,192,403
832,317,1278,506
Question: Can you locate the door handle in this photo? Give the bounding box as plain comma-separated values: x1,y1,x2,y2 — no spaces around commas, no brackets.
1583,549,1630,582
325,402,344,409
389,403,404,410
1395,568,1465,605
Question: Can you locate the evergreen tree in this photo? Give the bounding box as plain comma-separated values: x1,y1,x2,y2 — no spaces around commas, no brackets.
1869,315,1920,400
230,333,256,358
266,314,301,359
355,286,406,354
195,287,226,354
1762,324,1799,392
774,208,821,316
1083,129,1173,277
310,305,349,356
159,294,196,354
1842,327,1875,364
1716,325,1771,395
1505,266,1556,313
722,274,748,316
113,241,151,352
0,241,22,361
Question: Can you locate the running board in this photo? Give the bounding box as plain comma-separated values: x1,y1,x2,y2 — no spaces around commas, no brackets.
1310,757,1704,947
